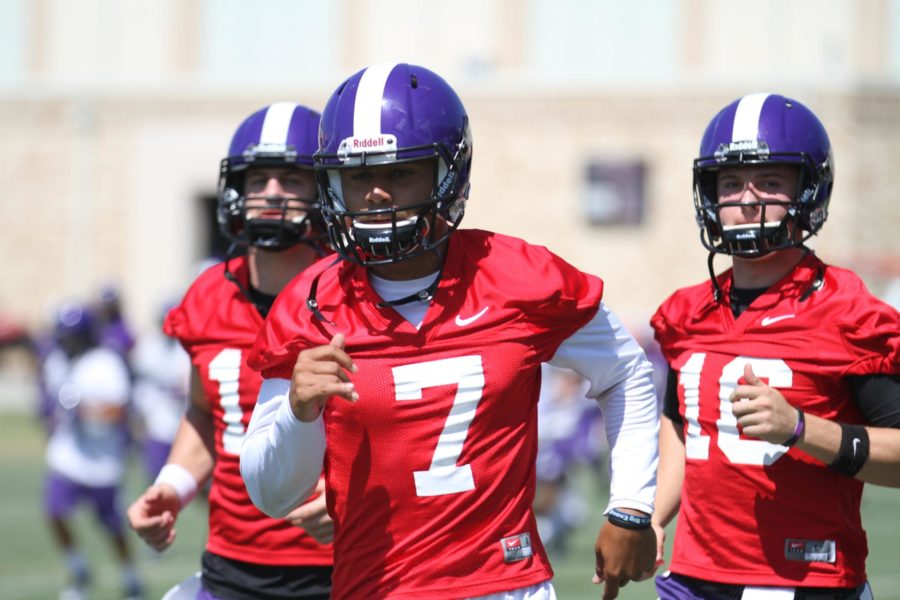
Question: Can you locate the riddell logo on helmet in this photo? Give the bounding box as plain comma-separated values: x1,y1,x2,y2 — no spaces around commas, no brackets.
338,134,397,157
715,139,770,161
353,137,387,148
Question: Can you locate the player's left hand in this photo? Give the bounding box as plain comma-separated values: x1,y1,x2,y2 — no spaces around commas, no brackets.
593,519,656,599
730,363,799,445
283,478,333,544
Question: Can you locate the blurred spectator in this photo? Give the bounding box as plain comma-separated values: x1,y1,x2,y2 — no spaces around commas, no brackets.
131,301,191,482
94,284,136,359
0,311,29,349
41,303,143,600
534,364,604,556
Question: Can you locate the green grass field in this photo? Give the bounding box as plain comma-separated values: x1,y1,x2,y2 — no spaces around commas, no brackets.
0,410,897,600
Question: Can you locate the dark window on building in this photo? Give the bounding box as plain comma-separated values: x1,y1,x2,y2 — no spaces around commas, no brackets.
583,161,646,226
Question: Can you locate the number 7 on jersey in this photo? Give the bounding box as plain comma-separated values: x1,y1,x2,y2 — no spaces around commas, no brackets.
393,355,485,497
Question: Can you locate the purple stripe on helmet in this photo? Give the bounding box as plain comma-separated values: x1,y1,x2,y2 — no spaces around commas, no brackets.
285,105,321,164
228,109,265,157
335,72,363,145
381,64,412,138
287,106,314,144
757,93,789,146
701,101,734,153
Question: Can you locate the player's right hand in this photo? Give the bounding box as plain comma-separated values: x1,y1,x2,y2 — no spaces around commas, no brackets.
284,478,334,544
289,333,358,422
127,484,181,552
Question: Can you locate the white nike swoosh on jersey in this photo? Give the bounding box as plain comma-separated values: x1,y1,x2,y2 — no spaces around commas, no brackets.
853,438,861,455
455,307,489,327
760,314,796,326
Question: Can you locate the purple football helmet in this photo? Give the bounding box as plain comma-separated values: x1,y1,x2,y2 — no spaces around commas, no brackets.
53,303,96,357
218,103,325,250
315,63,473,265
694,93,834,256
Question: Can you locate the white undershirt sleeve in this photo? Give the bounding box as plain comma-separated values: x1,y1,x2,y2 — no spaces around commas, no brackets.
239,378,325,518
548,302,659,514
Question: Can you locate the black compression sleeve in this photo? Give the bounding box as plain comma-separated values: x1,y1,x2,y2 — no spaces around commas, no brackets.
663,367,682,424
847,375,900,428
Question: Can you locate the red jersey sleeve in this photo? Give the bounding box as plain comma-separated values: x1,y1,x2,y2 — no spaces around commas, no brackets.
828,269,900,376
505,238,602,323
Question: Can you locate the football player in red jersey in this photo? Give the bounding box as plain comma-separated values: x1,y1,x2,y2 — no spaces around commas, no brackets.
239,63,659,600
126,103,334,600
648,94,900,599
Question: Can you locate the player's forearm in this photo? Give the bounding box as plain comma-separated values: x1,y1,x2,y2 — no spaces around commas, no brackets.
856,427,900,487
550,303,660,512
162,367,216,486
653,416,685,528
240,378,325,518
165,407,216,486
796,414,900,487
794,412,842,465
601,361,659,513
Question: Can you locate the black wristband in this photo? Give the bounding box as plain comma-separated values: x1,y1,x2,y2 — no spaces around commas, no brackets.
606,508,652,530
828,423,870,477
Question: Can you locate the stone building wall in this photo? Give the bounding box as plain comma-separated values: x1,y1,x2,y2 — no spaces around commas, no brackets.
2,88,898,334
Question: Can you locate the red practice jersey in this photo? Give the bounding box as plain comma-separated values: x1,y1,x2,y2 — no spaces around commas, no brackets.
165,257,332,566
651,254,900,587
250,230,603,598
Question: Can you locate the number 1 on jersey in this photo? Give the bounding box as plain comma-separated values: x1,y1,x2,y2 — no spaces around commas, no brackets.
209,348,245,455
679,353,793,466
393,355,485,497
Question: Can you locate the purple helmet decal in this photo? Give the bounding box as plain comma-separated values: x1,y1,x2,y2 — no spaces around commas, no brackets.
693,93,834,256
218,103,325,250
315,63,473,266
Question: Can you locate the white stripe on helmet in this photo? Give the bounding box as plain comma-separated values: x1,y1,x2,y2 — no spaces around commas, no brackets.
354,63,398,136
731,93,769,142
260,102,298,145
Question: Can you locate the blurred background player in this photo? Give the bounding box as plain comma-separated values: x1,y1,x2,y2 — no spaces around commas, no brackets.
41,303,143,600
93,284,136,361
131,299,191,483
534,364,603,557
649,94,900,598
126,103,334,600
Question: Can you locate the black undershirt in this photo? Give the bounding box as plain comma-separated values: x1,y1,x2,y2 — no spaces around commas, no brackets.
729,286,768,319
247,285,277,318
662,286,900,428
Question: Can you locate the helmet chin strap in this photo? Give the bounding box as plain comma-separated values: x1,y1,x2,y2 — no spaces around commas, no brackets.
376,263,444,308
305,247,445,328
707,251,722,302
